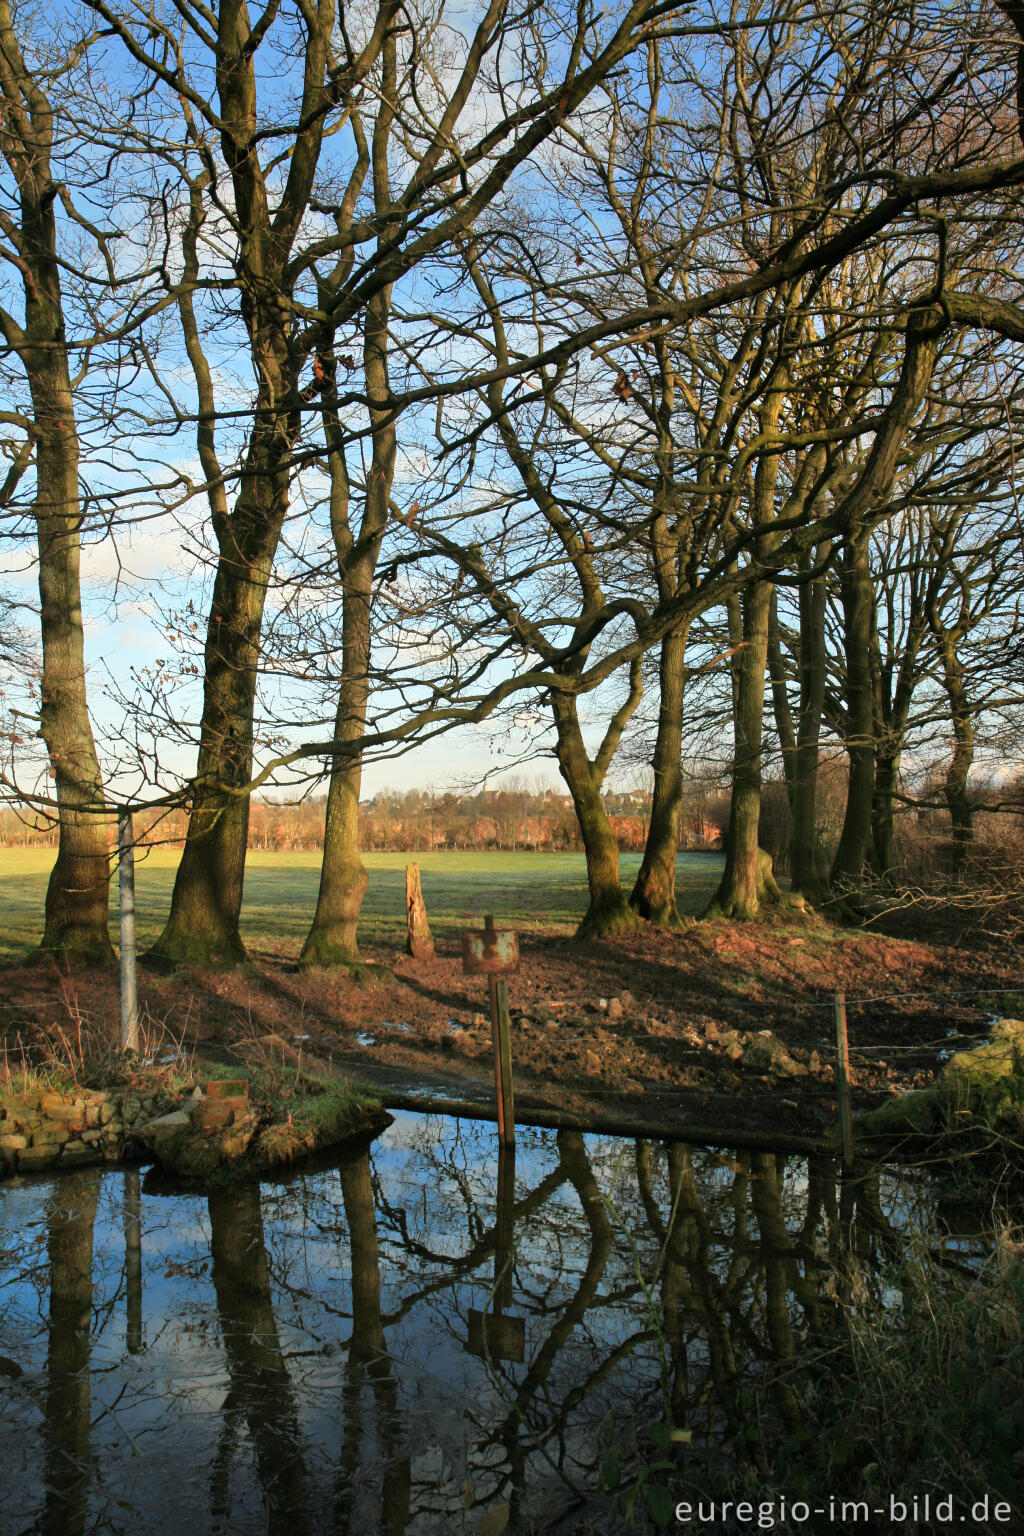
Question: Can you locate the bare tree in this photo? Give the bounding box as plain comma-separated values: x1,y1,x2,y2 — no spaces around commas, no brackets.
0,4,115,962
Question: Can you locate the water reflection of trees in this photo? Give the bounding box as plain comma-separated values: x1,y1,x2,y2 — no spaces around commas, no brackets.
43,1170,101,1536
207,1182,312,1535
6,1118,964,1535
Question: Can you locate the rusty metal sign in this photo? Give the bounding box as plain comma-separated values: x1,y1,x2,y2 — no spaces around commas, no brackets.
466,1308,525,1363
460,914,519,975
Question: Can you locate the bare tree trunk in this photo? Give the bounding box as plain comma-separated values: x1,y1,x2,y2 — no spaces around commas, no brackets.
870,750,900,877
551,690,639,938
712,581,780,918
303,270,396,965
301,665,371,967
830,534,876,891
631,625,689,925
35,401,114,963
938,636,975,880
790,559,830,901
0,6,114,963
153,431,291,965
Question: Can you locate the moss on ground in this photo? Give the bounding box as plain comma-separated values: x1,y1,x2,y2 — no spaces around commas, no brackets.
184,1061,386,1179
861,1018,1024,1145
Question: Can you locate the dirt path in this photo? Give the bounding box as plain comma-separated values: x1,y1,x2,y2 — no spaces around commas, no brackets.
3,913,1017,1147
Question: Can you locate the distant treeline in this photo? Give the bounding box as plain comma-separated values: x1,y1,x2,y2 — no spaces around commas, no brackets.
0,786,725,854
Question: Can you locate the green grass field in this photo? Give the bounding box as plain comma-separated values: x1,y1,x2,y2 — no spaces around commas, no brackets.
0,848,724,960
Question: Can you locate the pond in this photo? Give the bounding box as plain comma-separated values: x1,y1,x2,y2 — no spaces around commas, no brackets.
0,1113,988,1536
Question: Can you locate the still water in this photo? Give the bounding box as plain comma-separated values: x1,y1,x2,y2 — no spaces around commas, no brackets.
0,1113,981,1536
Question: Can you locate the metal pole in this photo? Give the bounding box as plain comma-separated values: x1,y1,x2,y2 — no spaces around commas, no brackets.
833,990,854,1169
118,811,139,1054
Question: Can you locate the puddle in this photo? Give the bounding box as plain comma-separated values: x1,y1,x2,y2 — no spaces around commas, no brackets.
355,1031,376,1047
0,1113,993,1534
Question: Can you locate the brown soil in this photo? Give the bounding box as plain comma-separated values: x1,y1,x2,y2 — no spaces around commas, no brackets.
1,914,1018,1149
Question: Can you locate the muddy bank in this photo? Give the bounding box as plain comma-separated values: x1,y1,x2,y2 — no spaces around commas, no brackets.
1,917,1018,1147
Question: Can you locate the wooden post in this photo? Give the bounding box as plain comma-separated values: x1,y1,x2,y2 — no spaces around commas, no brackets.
124,1168,142,1354
833,990,855,1168
118,811,139,1054
489,969,515,1148
405,863,435,961
495,1141,515,1312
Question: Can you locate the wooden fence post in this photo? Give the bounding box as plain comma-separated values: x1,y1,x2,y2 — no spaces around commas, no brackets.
833,990,855,1168
405,863,436,960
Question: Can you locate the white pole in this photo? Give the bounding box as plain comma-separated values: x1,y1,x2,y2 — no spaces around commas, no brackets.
118,811,139,1053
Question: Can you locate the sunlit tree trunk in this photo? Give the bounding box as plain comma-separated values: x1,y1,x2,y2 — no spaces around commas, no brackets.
0,4,113,963
551,680,641,938
712,581,779,917
631,625,689,925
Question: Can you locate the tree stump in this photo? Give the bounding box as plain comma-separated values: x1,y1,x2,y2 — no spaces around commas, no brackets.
405,864,436,961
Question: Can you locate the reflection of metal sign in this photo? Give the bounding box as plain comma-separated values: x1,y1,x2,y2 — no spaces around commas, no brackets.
467,1308,525,1363
460,921,519,975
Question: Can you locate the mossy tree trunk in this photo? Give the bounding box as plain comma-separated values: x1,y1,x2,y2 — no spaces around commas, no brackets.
303,84,398,966
713,579,778,917
153,404,294,966
151,0,339,966
631,625,690,925
0,6,113,964
551,663,643,938
300,341,393,964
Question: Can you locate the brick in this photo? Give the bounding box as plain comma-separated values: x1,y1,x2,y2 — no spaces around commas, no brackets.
206,1080,249,1101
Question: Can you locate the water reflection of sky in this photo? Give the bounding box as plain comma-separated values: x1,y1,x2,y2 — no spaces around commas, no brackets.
0,1112,992,1536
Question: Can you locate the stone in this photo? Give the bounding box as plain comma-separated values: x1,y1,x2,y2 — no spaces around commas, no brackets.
17,1145,58,1171
85,1104,101,1128
137,1109,194,1162
607,998,624,1021
740,1033,807,1078
63,1139,86,1153
81,1131,101,1145
99,1101,117,1124
34,1126,69,1146
582,1050,603,1076
619,990,638,1011
38,1097,84,1126
596,997,609,1012
1,1134,27,1152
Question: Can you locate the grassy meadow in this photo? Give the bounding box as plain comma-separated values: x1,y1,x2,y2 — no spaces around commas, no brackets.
0,847,724,961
